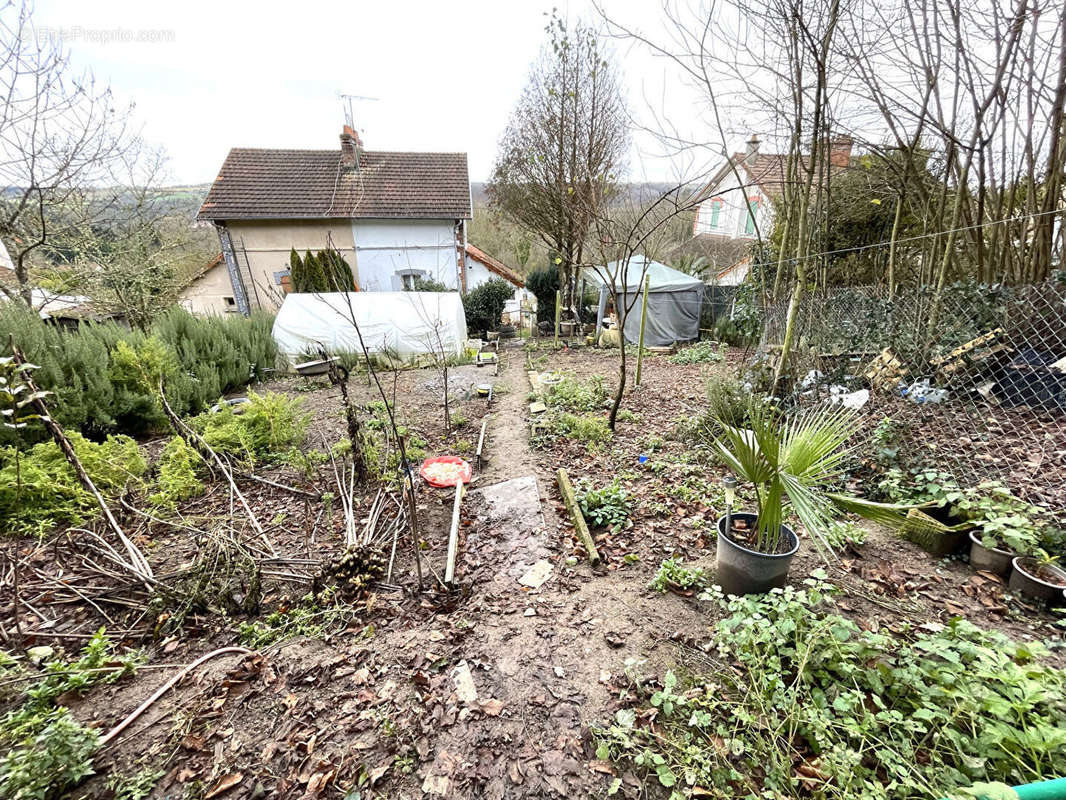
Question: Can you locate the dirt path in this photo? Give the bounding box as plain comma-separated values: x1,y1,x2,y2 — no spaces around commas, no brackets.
397,342,708,799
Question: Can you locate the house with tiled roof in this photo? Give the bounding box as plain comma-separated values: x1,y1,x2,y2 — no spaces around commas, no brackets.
686,134,853,284
197,126,472,313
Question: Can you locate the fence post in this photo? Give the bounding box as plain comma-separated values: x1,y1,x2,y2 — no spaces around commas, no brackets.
636,274,650,386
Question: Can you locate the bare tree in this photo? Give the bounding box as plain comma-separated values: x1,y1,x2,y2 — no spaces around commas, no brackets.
488,11,630,314
585,181,703,429
0,3,139,304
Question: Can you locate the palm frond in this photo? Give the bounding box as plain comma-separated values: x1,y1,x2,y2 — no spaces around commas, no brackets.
827,493,912,529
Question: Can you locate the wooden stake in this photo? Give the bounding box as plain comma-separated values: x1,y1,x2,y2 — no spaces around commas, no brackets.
556,468,600,566
445,482,465,585
475,418,488,470
553,288,562,347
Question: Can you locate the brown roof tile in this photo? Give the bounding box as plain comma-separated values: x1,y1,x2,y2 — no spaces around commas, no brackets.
197,148,471,221
465,243,524,288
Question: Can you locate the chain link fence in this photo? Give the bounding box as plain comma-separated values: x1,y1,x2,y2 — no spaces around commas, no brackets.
758,279,1066,513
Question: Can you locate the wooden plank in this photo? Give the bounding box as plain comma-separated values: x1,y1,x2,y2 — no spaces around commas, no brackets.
445,483,465,585
556,468,601,566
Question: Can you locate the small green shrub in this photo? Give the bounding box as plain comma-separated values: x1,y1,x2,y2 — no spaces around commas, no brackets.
463,279,513,333
648,557,711,593
194,391,309,467
547,412,611,446
704,374,752,429
0,630,140,800
575,478,632,528
149,436,205,509
0,304,277,442
0,433,146,534
404,276,450,292
668,341,726,365
544,375,608,413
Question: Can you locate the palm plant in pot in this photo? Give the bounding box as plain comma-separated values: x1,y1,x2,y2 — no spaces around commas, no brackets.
711,400,907,595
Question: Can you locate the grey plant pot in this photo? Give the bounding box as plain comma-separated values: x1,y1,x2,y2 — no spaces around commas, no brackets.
1008,557,1066,606
716,512,799,596
968,531,1014,577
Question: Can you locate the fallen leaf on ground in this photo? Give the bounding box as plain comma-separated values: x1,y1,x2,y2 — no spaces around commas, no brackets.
204,772,243,799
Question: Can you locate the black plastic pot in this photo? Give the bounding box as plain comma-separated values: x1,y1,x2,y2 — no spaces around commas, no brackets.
1008,557,1066,606
968,531,1014,577
715,512,799,596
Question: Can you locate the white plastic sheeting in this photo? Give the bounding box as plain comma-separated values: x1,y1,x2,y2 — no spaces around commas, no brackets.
272,292,468,361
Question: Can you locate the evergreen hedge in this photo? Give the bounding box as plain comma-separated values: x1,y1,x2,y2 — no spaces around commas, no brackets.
0,304,278,442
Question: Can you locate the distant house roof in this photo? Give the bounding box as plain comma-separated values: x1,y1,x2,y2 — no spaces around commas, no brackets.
465,243,524,288
698,136,854,204
197,148,472,222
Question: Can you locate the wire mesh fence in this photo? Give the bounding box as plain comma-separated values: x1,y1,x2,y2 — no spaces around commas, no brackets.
758,279,1066,513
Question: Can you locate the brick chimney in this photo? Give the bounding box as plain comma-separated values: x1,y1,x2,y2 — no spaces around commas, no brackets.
829,135,853,168
745,134,760,161
340,125,362,169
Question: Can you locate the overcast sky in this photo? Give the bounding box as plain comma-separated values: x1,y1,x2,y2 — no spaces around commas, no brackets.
30,0,728,187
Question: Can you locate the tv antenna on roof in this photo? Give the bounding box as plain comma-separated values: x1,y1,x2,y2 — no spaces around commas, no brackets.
337,92,380,131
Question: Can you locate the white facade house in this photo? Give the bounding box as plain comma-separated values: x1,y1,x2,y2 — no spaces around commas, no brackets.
693,161,774,241
353,219,463,292
685,134,854,279
197,127,473,313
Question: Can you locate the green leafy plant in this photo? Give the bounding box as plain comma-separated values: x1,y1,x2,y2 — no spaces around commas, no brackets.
148,435,205,509
594,577,1066,799
534,412,611,449
648,557,711,592
193,391,309,467
575,478,632,528
0,630,140,800
711,400,908,553
668,341,726,365
463,278,513,333
0,433,146,535
543,374,608,412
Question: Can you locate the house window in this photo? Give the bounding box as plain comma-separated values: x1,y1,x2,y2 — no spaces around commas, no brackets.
224,296,236,311
396,269,429,290
708,198,724,229
743,196,762,235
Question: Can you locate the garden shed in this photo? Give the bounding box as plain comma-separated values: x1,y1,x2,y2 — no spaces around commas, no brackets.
272,291,467,362
582,256,703,347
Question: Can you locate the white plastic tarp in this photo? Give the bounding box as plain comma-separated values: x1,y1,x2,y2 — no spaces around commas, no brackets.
272,291,468,361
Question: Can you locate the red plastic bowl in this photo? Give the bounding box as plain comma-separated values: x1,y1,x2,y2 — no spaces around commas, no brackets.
419,456,472,487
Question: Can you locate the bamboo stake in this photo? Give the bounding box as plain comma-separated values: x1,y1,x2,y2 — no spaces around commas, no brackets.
444,483,465,585
556,468,600,566
635,274,650,386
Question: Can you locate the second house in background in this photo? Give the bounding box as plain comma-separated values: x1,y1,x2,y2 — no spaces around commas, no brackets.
196,126,473,312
